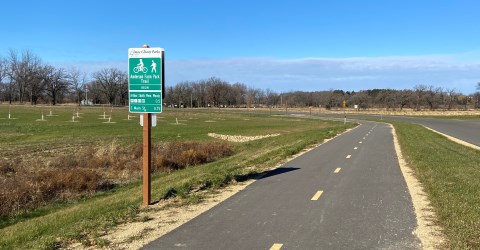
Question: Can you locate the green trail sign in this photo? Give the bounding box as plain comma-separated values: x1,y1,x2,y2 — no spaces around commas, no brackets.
128,48,164,113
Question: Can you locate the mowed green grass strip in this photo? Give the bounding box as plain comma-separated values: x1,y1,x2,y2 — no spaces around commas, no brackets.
415,115,480,120
0,105,353,249
393,121,480,249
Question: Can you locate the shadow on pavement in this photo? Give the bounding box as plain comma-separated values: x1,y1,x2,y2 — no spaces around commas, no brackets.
235,166,300,182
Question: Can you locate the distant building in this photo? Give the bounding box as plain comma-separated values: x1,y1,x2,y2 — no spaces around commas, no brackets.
81,99,93,105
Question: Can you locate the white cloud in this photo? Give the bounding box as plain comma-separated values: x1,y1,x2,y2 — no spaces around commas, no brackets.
167,55,480,93
53,53,480,94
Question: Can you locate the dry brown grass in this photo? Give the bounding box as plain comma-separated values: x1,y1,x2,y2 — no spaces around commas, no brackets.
152,141,233,171
235,107,480,116
0,141,233,218
0,168,106,217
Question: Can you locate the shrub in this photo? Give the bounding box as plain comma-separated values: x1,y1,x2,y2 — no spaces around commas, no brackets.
0,141,233,218
0,168,109,218
152,141,233,170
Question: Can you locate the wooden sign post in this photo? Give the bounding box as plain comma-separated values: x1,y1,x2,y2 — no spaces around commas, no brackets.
128,44,164,206
142,112,152,205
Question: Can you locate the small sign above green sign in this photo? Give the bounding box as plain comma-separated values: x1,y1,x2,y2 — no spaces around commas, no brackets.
128,48,164,113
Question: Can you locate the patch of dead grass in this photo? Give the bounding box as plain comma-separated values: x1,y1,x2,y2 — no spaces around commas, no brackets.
0,141,233,218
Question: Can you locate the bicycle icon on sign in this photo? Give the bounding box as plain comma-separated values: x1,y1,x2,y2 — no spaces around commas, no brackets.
133,65,148,73
133,59,148,73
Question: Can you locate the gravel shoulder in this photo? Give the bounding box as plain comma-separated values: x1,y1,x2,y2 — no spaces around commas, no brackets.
390,124,446,249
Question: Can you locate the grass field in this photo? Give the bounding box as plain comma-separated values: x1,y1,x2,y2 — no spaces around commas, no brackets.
0,105,295,156
0,104,353,249
392,121,480,249
2,105,479,249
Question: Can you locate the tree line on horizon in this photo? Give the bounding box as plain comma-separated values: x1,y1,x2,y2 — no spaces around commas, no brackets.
1,50,479,110
166,78,480,110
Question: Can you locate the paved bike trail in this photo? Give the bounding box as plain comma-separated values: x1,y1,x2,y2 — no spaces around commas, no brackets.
142,122,421,249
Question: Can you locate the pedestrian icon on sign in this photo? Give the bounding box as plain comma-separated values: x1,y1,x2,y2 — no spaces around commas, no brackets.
151,60,157,73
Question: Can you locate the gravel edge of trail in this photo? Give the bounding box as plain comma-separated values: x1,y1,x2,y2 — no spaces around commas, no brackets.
390,124,446,250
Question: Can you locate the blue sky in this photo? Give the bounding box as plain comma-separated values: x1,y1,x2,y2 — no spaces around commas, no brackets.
1,0,480,93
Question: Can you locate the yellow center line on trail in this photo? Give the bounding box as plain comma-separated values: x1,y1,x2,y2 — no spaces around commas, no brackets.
311,191,324,201
269,243,283,250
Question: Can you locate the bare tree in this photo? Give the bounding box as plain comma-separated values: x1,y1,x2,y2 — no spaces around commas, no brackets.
443,88,458,110
118,76,129,106
290,91,308,107
309,91,320,107
349,91,370,110
67,67,87,106
473,93,480,109
473,83,480,109
231,83,246,107
0,56,8,102
217,82,231,107
92,68,126,105
199,81,209,107
87,81,105,104
0,56,5,84
173,82,190,107
254,88,266,107
245,88,255,108
265,88,279,107
204,77,226,107
423,85,442,110
413,85,428,110
457,95,470,110
323,90,345,109
191,82,206,107
7,49,43,104
42,65,69,105
396,90,414,110
375,89,397,110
